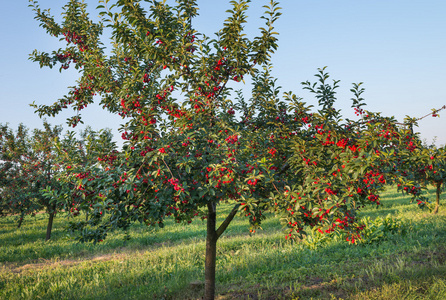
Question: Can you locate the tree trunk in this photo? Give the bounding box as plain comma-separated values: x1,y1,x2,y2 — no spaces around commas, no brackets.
45,204,56,241
17,210,24,228
204,202,217,300
17,217,24,228
433,181,441,214
202,203,240,299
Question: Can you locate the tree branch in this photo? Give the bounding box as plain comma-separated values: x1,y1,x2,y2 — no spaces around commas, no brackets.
216,203,240,239
277,162,289,175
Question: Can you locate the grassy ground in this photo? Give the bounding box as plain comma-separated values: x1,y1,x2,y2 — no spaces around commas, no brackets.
1,187,445,299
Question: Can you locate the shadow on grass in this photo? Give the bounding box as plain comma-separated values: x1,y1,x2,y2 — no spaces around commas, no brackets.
2,195,445,299
57,232,446,300
0,212,276,265
2,210,446,300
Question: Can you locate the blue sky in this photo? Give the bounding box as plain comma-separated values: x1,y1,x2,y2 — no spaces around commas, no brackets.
1,0,445,146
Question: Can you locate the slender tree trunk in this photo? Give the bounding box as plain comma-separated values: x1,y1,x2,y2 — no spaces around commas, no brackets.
204,202,217,300
202,202,240,300
45,203,56,241
17,210,24,228
433,181,442,214
17,217,24,228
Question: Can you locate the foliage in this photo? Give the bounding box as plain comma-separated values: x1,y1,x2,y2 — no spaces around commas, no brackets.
0,121,63,239
0,123,38,221
43,127,119,242
356,214,405,244
303,214,405,249
396,127,446,213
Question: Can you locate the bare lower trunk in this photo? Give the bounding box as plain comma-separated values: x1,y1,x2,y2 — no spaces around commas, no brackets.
204,202,217,300
17,211,24,228
17,217,24,228
433,182,441,214
45,204,56,241
203,203,240,300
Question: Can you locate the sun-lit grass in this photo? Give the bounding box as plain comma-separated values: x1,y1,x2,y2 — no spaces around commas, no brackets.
1,186,445,299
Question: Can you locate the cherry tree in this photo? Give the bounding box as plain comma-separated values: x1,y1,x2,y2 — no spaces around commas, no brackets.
29,0,413,298
46,127,120,236
0,123,34,227
396,120,446,214
0,122,63,240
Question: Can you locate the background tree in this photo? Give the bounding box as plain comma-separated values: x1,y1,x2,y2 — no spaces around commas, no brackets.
397,129,446,214
0,123,40,228
46,127,120,240
31,122,65,240
420,145,445,214
0,122,63,240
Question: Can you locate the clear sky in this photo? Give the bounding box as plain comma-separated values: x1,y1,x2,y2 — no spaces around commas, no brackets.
1,0,445,147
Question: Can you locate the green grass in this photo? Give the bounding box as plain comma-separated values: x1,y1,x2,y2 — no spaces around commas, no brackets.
1,186,445,299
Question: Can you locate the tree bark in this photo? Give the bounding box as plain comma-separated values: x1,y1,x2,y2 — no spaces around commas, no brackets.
17,210,24,228
204,202,217,300
216,204,240,239
203,203,240,299
17,217,24,229
45,203,56,241
433,181,442,214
